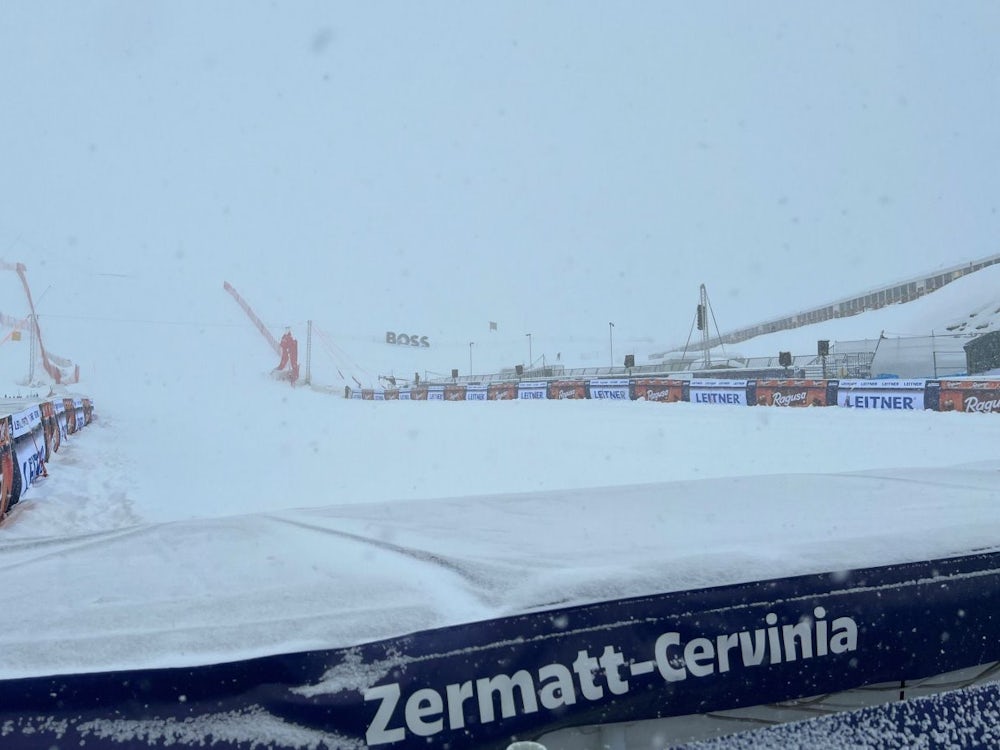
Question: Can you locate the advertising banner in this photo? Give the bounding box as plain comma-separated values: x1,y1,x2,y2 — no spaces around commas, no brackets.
547,380,587,400
632,378,687,403
749,379,835,407
73,398,85,432
349,389,363,400
360,389,376,400
517,381,548,400
52,398,68,442
383,389,400,401
39,401,58,460
63,398,77,434
10,403,42,439
0,416,12,517
689,379,749,406
11,406,45,500
409,387,428,401
444,385,466,402
427,386,445,401
587,379,630,400
0,552,998,749
838,379,926,410
933,379,1000,413
465,385,488,401
487,383,518,400
398,389,411,401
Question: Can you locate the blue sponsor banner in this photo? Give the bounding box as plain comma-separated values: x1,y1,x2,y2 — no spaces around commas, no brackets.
1,551,999,748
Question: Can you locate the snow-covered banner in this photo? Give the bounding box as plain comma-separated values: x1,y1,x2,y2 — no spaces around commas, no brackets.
345,377,1000,414
444,385,466,401
930,379,1000,413
0,415,12,516
749,379,838,407
838,379,926,410
689,379,749,406
487,383,517,400
632,377,687,403
517,381,548,400
465,385,488,401
9,404,41,439
547,380,587,400
1,551,999,749
587,378,630,400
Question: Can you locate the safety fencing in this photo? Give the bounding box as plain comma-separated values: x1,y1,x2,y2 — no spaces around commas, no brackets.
0,261,80,384
0,395,94,521
346,377,1000,413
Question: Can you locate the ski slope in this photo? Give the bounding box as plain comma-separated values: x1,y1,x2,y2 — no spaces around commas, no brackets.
0,266,999,683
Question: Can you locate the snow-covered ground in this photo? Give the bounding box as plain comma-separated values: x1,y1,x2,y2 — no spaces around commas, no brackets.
0,264,999,683
3,6,999,745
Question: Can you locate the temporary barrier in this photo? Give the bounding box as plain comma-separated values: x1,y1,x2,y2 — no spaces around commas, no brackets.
838,379,926,410
72,398,85,432
52,398,68,442
632,378,687,403
929,379,1000,413
0,551,996,749
465,384,488,401
444,385,466,401
547,380,587,400
0,415,12,517
0,395,91,520
587,378,630,400
8,402,45,507
688,379,749,406
517,381,548,400
749,379,837,407
343,377,999,416
488,383,518,400
39,401,58,460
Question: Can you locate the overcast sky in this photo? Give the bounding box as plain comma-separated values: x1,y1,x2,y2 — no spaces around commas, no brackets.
3,2,999,357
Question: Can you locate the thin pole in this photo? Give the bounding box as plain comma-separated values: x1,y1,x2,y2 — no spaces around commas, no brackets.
609,322,614,367
28,313,36,383
305,320,313,385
